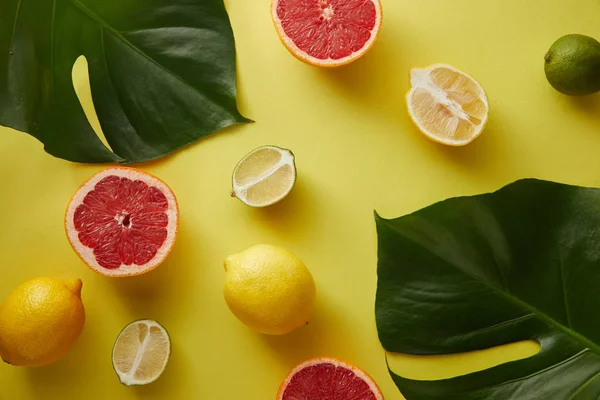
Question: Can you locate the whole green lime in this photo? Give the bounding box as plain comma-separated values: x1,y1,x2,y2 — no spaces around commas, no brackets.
544,34,600,96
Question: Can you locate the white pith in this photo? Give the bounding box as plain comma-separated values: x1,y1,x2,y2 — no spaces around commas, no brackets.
271,0,383,67
113,319,171,386
232,146,296,207
407,64,489,146
277,357,383,399
65,168,179,277
321,4,334,20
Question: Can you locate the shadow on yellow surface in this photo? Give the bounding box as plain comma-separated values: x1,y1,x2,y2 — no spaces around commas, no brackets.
556,91,600,121
246,176,318,239
22,227,203,397
108,221,200,317
258,290,353,367
130,339,194,398
315,23,405,125
424,119,502,170
26,341,194,399
24,329,103,397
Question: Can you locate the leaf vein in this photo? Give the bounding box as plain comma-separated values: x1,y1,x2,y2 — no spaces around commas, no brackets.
461,313,535,336
5,0,22,71
469,350,591,395
99,26,136,147
379,217,600,355
567,369,600,400
548,211,572,328
69,0,208,99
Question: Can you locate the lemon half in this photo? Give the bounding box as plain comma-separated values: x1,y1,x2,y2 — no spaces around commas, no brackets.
407,64,489,146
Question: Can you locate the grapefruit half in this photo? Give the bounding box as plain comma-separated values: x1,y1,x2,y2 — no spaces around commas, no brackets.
65,168,179,277
271,0,383,67
277,357,384,400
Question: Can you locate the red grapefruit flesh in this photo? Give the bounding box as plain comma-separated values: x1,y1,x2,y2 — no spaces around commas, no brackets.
271,0,383,67
65,168,179,277
277,357,384,400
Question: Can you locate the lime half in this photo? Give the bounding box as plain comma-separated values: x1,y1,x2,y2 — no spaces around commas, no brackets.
112,319,171,386
231,146,296,207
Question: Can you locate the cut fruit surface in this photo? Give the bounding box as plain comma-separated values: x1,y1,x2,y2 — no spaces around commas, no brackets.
232,146,296,207
277,357,384,400
407,64,489,146
112,319,171,386
65,168,179,277
271,0,383,67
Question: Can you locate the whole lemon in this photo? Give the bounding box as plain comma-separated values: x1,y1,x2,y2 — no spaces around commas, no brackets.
0,278,85,367
224,245,316,335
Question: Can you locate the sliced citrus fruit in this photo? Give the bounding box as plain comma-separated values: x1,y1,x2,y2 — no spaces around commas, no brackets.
65,167,179,277
271,0,383,67
112,319,171,386
231,146,296,207
277,357,384,400
407,64,489,146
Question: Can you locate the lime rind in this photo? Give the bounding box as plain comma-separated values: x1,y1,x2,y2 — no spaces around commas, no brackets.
544,34,600,96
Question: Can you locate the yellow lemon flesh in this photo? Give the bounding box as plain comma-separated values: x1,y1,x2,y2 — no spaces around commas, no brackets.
0,277,85,367
224,245,316,335
407,64,489,146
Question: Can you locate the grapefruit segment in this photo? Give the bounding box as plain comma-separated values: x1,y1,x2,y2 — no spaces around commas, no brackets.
65,168,178,277
272,0,382,67
277,357,384,400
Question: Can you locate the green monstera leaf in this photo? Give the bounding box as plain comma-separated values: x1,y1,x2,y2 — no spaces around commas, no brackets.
0,0,250,163
375,179,600,400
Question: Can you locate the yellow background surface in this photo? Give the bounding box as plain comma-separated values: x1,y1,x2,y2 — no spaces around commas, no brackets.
1,0,600,398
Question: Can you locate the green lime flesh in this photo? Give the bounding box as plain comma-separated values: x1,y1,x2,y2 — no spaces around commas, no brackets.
544,34,600,96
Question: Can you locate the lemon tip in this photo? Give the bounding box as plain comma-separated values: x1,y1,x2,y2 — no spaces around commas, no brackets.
63,279,83,297
224,255,236,272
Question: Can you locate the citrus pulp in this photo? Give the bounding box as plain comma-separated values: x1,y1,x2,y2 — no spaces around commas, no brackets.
407,64,489,146
231,146,296,208
271,0,383,67
65,167,179,277
112,319,171,386
277,357,384,399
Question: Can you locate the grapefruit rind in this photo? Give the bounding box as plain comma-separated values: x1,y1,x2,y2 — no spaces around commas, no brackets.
277,357,384,399
270,0,383,68
407,64,489,146
65,167,179,278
